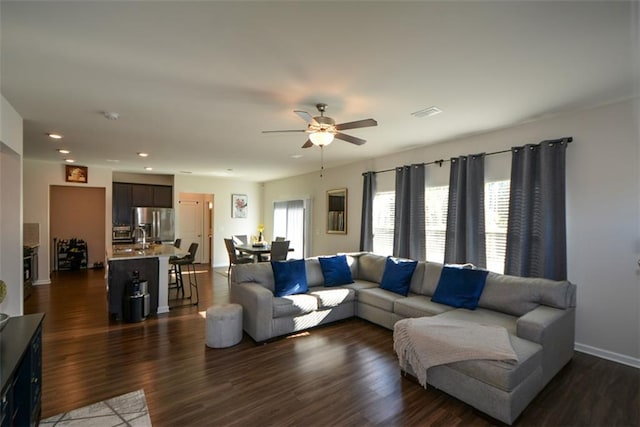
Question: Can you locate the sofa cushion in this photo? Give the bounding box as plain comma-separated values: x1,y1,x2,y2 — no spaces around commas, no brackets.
409,262,426,294
445,334,542,392
380,257,418,296
308,286,356,309
358,287,407,312
420,262,444,296
357,253,388,283
319,255,354,286
272,294,318,318
431,266,489,310
479,272,576,317
436,307,519,335
393,295,455,318
342,280,380,292
271,259,308,297
231,261,275,292
304,258,325,287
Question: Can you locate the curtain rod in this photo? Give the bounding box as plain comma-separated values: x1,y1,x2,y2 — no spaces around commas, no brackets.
363,136,573,176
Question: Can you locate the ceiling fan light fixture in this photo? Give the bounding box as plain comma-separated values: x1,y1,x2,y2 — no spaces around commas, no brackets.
309,131,334,146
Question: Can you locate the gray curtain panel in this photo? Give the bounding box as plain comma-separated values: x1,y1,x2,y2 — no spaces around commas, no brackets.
505,140,568,280
393,164,426,260
359,172,376,252
444,154,487,268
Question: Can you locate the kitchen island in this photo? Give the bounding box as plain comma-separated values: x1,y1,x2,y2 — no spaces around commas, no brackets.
106,244,188,317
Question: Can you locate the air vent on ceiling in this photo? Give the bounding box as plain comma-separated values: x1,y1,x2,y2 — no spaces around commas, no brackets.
411,106,442,118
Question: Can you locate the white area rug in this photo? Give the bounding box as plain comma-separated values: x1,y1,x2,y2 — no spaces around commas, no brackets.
40,389,151,427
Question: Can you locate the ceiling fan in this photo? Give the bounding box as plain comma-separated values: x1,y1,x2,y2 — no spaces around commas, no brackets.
262,103,377,148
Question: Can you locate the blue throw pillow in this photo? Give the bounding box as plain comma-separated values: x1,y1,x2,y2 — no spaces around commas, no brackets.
379,257,418,296
318,255,354,287
271,259,308,297
431,266,489,309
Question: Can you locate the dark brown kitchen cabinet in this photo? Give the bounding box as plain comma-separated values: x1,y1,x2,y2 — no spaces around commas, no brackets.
113,183,173,226
131,184,154,207
0,313,44,427
113,182,133,225
152,185,173,208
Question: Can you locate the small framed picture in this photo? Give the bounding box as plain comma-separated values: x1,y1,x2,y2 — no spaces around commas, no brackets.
65,165,88,183
232,194,248,218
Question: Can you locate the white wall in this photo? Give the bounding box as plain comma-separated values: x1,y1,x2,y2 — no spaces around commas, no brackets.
23,160,113,283
0,95,24,315
263,99,640,366
173,175,262,267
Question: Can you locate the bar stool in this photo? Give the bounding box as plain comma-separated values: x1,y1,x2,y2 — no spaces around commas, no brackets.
168,238,183,293
169,242,199,306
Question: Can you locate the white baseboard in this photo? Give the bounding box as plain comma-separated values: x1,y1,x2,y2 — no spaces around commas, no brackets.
34,279,51,285
575,342,640,369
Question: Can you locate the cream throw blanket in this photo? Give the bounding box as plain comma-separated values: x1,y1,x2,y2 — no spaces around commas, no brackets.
393,316,519,387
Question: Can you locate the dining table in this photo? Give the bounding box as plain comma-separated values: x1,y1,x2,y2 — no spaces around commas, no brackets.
235,243,294,262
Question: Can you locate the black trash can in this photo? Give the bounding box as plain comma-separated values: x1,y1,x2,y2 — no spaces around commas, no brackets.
123,271,148,323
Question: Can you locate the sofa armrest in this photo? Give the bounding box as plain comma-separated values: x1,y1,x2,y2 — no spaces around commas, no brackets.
230,282,274,342
516,305,566,343
517,305,575,385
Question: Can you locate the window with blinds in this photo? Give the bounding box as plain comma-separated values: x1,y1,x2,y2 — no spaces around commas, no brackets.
372,180,510,271
372,191,395,256
425,185,449,263
485,180,510,273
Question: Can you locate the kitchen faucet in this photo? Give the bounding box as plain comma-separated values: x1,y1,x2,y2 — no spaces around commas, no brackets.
133,226,147,248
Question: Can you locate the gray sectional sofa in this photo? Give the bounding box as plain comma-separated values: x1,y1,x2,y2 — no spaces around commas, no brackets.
229,252,576,424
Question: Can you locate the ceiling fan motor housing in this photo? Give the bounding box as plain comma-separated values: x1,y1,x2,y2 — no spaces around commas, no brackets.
314,115,335,128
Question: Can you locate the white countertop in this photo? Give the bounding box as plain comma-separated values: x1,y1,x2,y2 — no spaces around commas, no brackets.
107,244,188,261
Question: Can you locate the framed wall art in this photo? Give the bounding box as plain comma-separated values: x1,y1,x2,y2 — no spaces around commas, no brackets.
232,194,248,218
65,165,88,183
327,188,347,234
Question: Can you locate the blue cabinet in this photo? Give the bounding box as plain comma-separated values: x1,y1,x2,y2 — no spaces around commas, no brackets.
0,313,44,427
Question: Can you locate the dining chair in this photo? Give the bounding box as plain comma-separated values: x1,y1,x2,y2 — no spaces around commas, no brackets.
275,236,286,241
173,238,182,248
224,238,253,278
269,240,290,261
169,242,199,306
233,235,248,245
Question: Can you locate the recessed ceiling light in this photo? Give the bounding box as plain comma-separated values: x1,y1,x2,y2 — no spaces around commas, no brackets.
411,106,443,118
137,152,149,157
179,171,192,174
291,154,303,159
106,159,120,163
103,111,120,120
64,159,75,163
57,149,70,154
47,133,63,139
144,167,153,171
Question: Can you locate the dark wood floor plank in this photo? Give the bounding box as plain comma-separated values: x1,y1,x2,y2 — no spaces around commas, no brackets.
24,267,639,426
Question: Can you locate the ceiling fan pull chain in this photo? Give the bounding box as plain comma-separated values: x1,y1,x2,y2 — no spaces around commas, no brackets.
320,146,324,178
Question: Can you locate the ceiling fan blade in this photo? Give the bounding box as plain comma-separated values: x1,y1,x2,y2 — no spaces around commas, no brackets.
335,132,366,145
262,129,306,134
335,118,378,131
301,139,313,148
294,110,315,123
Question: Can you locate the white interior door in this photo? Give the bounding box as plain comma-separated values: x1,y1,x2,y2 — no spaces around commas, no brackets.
178,199,204,263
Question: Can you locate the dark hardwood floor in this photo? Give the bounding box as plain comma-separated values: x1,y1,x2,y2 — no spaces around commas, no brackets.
25,266,638,426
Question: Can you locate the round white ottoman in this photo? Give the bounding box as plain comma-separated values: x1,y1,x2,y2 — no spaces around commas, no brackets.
206,303,243,348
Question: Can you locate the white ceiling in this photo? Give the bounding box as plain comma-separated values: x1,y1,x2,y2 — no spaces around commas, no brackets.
1,1,636,182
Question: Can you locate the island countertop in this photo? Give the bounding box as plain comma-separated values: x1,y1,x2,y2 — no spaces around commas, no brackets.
107,244,188,261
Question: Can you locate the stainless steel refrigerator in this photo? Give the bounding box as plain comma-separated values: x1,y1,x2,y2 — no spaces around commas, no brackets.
132,207,175,244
